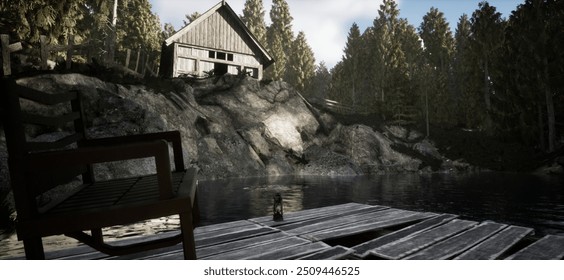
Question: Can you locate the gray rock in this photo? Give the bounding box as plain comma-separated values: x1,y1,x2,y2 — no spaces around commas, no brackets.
1,73,454,204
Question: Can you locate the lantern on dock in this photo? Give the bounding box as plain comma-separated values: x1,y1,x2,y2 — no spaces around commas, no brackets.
273,193,283,221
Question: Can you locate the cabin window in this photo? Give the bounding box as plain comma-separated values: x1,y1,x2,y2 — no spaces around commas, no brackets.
244,67,259,79
217,52,226,60
208,51,216,59
227,54,234,61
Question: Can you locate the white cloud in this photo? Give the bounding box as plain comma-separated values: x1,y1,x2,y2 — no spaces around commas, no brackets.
151,0,385,68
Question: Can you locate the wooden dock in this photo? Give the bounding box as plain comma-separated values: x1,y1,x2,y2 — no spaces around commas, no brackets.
3,203,564,260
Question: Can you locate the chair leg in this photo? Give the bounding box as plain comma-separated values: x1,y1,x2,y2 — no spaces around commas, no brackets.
179,212,197,260
192,192,201,227
23,238,45,260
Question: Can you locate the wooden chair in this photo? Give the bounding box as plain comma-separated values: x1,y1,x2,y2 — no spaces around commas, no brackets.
0,78,199,259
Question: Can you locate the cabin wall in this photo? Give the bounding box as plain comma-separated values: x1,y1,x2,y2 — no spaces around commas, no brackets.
171,43,263,79
176,8,259,56
161,5,270,79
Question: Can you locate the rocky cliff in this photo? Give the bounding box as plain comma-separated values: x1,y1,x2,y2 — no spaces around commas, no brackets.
0,73,471,220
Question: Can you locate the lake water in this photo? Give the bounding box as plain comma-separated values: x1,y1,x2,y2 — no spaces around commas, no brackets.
197,172,564,237
1,171,563,258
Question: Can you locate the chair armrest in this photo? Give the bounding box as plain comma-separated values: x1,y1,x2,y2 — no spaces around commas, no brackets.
28,140,174,199
82,131,185,171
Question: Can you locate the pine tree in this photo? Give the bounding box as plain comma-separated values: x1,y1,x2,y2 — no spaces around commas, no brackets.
341,23,362,108
470,1,505,133
397,19,422,126
453,14,482,128
367,0,406,118
494,0,562,152
288,31,315,93
183,12,201,26
1,0,87,44
419,7,453,72
266,31,286,80
241,0,267,46
1,0,162,66
266,0,294,80
419,7,455,126
162,23,176,40
307,61,331,101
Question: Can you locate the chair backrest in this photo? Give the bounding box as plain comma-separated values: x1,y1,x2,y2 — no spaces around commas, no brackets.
0,78,92,218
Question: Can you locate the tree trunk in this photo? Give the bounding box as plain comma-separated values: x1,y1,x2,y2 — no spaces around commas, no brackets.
543,56,555,152
106,0,118,64
112,0,118,26
535,0,555,153
482,56,493,133
425,89,430,138
483,56,491,111
538,103,546,152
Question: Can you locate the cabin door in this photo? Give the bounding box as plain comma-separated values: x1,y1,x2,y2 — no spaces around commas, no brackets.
214,63,228,76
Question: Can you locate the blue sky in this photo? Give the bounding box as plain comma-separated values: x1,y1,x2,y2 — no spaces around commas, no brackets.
150,0,523,68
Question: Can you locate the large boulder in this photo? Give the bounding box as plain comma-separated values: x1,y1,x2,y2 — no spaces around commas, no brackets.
198,78,319,156
327,124,422,173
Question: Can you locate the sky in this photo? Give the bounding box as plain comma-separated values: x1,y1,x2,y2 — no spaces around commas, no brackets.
149,0,524,69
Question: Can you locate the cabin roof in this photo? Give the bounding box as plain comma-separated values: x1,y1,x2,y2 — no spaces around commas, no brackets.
164,1,273,67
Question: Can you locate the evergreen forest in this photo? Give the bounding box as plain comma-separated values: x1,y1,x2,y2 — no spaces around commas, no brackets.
1,0,563,156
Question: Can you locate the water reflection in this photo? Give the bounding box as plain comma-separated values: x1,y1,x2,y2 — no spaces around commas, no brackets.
198,173,564,236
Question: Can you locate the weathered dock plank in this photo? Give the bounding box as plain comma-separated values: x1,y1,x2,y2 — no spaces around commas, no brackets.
196,226,278,248
405,222,507,260
370,219,477,259
304,211,436,241
507,235,564,260
284,208,406,236
197,231,290,259
196,221,261,238
202,236,311,260
44,244,97,260
277,207,387,232
254,203,385,228
59,230,183,260
195,220,256,234
247,242,330,260
352,214,457,258
455,225,534,260
298,246,355,260
145,231,291,260
251,202,370,223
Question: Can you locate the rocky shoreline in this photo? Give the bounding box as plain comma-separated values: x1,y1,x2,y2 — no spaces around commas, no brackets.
1,73,472,228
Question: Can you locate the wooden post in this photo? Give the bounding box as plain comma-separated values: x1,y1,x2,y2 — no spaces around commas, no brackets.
1,34,11,75
125,48,131,69
134,47,141,72
1,34,22,76
142,53,149,75
40,35,49,70
66,35,75,70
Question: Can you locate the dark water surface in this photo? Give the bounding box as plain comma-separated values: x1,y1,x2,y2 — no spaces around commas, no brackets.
198,172,564,237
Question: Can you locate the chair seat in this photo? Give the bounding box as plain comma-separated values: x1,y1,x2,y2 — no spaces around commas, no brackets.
16,169,198,240
45,172,188,215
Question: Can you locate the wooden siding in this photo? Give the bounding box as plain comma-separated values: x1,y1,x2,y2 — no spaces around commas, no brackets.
173,43,262,78
176,45,261,67
160,3,271,79
176,8,257,56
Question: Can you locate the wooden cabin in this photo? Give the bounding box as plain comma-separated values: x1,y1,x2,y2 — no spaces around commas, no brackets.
159,1,274,79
